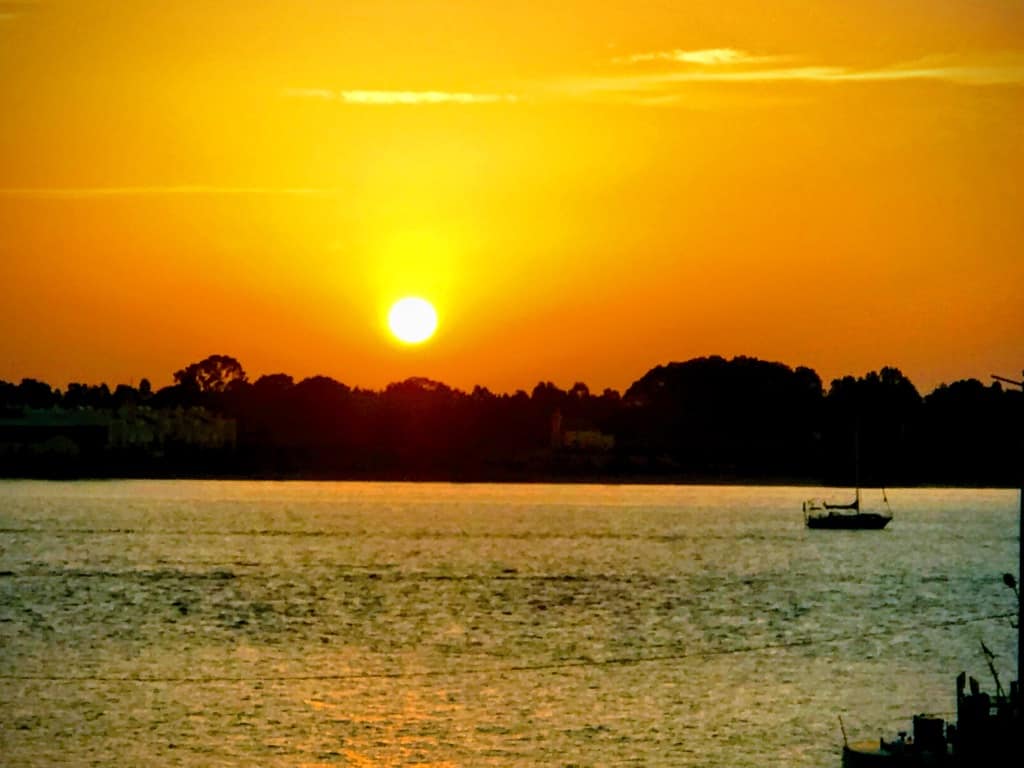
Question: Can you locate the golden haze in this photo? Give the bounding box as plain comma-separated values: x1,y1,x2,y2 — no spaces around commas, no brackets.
0,1,1022,393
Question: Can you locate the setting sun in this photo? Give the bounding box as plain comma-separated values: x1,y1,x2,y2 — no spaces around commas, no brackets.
0,1,1022,394
387,297,438,344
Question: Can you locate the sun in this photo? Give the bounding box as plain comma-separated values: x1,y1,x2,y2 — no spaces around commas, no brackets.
387,297,438,344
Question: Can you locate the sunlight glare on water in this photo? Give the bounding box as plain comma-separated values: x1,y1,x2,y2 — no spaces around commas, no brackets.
0,481,1018,767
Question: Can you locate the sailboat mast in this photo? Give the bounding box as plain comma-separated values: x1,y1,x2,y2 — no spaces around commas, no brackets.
854,420,861,491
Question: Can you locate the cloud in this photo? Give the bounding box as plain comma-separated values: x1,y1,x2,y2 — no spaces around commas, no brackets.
833,54,1024,85
642,66,847,83
0,186,341,199
565,49,1024,104
615,48,781,66
652,61,1024,86
284,88,518,105
281,51,1024,113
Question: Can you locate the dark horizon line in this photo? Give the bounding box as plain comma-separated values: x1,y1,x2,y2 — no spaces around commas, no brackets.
1,353,1015,402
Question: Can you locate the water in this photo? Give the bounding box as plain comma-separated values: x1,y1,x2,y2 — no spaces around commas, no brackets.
0,481,1017,767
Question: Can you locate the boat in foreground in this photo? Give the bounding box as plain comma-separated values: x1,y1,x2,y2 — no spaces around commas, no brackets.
840,487,1021,765
841,670,1020,767
837,372,1021,765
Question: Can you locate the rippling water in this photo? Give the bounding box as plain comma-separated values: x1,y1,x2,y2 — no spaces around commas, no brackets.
0,481,1017,767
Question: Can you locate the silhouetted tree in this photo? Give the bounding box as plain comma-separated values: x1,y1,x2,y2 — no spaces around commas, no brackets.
112,384,138,408
64,382,113,410
0,380,18,415
282,375,355,458
917,379,1020,485
173,355,247,394
2,352,1020,485
253,373,294,395
471,385,495,401
531,381,566,406
17,378,59,409
623,356,823,477
823,366,921,484
568,382,590,400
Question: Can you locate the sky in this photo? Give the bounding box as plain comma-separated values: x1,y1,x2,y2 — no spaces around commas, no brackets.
1,1,1022,396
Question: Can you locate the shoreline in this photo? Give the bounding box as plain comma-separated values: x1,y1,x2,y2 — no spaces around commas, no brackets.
0,472,1016,490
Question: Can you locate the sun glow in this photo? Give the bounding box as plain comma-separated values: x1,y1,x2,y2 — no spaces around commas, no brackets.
387,297,438,344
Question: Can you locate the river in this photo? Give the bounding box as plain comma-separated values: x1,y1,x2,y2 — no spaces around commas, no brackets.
0,480,1017,767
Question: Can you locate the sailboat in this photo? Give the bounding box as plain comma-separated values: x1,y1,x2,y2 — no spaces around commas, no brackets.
803,488,893,530
804,427,892,529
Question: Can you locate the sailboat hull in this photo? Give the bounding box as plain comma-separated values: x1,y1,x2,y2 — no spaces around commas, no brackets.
806,512,892,530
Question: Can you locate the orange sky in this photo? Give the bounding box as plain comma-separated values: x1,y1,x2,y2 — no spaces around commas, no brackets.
1,1,1022,395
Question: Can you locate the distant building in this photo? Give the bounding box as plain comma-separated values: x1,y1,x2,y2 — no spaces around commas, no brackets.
108,406,236,451
550,409,563,449
562,429,615,452
0,406,236,457
550,409,614,453
0,409,108,457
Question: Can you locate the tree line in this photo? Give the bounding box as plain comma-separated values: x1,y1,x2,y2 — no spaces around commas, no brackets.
1,354,1020,485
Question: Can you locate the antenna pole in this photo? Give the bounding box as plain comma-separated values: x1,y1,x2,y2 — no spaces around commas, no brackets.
992,371,1023,697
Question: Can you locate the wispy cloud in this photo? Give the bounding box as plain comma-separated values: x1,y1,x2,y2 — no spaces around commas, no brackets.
831,54,1024,86
0,186,341,199
606,49,1024,86
567,49,1024,104
637,66,847,84
284,88,518,105
614,48,781,66
279,51,1024,113
341,90,517,105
